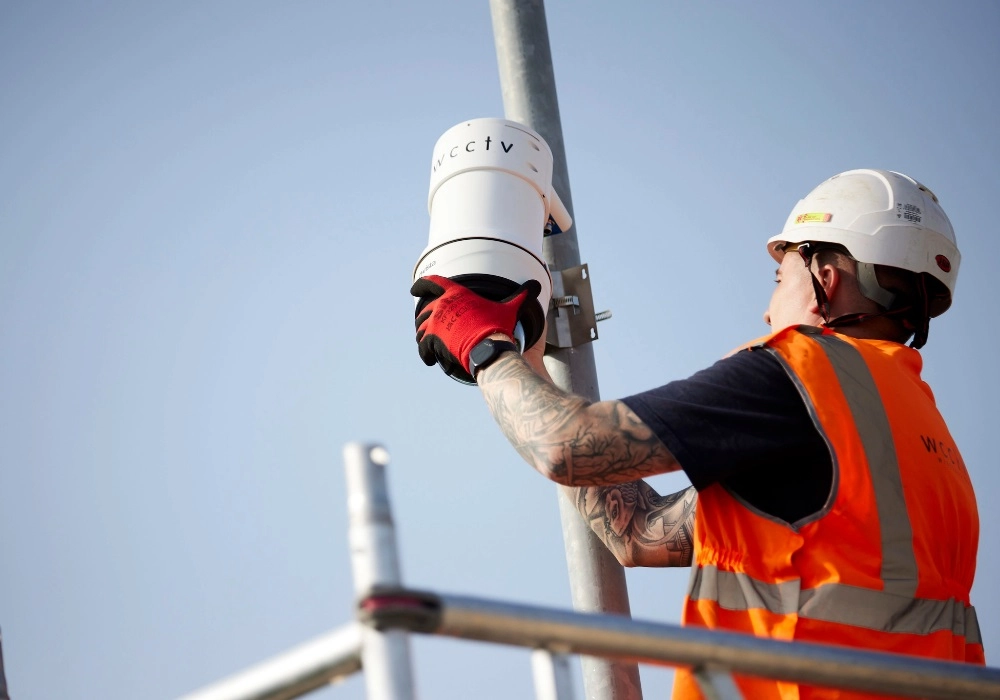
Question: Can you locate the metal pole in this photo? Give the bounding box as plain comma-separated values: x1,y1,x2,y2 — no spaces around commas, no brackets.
0,627,9,700
531,650,575,700
359,589,1000,700
176,625,364,700
344,443,417,700
488,2,642,699
693,667,744,700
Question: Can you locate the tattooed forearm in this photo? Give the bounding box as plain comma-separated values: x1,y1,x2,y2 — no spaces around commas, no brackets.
477,352,678,485
573,483,696,567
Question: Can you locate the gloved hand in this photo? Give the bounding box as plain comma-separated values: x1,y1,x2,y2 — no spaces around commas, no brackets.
410,275,541,377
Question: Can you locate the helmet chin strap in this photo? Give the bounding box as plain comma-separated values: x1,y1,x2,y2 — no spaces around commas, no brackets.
803,259,929,350
808,268,833,324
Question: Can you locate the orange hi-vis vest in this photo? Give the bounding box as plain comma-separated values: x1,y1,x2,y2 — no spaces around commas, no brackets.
672,326,983,700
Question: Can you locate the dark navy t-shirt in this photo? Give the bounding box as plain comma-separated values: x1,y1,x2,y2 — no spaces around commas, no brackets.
621,348,832,524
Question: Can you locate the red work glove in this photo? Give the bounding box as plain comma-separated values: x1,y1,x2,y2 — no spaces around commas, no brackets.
409,275,541,378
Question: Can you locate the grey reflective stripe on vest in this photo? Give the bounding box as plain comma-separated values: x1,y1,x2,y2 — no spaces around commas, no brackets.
688,565,800,615
689,565,980,642
966,605,983,645
799,583,978,638
812,334,919,597
690,333,979,645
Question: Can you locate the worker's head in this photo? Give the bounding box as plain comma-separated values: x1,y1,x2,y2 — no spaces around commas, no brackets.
763,169,959,348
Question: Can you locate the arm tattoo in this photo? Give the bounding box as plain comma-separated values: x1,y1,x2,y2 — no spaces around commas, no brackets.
574,483,697,567
478,353,677,485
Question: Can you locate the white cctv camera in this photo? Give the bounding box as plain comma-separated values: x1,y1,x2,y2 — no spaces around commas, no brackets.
413,118,573,384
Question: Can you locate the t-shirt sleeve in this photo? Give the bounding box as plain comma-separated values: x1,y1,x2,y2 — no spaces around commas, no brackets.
620,347,824,492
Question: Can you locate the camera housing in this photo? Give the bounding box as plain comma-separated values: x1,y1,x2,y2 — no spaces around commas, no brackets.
413,118,572,384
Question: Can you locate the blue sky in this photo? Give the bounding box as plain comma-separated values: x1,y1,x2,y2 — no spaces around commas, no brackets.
1,2,997,698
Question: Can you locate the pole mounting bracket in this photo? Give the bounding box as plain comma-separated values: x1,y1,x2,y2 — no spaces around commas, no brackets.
546,264,610,348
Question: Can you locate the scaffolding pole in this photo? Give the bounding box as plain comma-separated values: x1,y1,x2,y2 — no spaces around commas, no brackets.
531,650,575,700
489,2,643,699
344,443,416,700
0,628,9,700
176,625,363,700
360,588,1000,700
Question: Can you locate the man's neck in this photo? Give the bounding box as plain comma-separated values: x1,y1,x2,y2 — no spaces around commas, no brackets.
827,316,908,344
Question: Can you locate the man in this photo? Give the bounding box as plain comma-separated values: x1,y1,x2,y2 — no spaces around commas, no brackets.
411,169,984,698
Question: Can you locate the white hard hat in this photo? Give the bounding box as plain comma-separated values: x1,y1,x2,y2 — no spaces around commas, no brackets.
766,169,959,317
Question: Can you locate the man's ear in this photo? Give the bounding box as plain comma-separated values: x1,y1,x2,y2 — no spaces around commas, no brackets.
817,263,841,301
804,262,841,317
